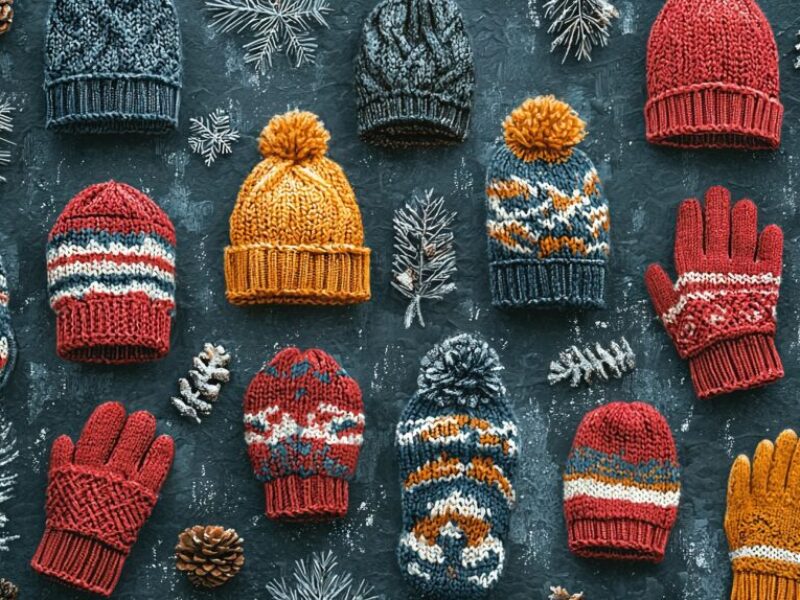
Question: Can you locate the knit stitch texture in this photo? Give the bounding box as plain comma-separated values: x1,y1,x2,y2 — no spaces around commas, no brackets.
244,347,365,521
645,186,784,399
645,0,782,149
0,256,16,391
486,96,610,309
31,402,174,597
396,334,518,598
44,0,182,133
355,0,475,147
225,110,371,305
563,401,680,562
47,181,177,364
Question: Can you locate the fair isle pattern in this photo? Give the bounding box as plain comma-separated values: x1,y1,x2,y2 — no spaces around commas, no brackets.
0,261,14,389
243,404,365,448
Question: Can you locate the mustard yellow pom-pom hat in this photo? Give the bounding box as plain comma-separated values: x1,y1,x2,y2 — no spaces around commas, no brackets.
224,110,371,305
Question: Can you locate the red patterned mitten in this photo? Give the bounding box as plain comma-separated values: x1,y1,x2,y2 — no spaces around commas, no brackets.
31,402,174,597
645,186,783,399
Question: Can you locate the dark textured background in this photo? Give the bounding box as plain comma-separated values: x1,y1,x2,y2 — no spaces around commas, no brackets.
0,0,799,598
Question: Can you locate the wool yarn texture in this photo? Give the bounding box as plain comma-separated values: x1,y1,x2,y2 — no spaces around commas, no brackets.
243,347,365,520
563,401,680,562
486,96,610,309
645,186,783,399
645,0,782,150
355,0,475,147
47,181,177,364
0,256,16,391
396,334,518,599
31,402,175,597
726,429,800,600
224,110,371,305
44,0,182,134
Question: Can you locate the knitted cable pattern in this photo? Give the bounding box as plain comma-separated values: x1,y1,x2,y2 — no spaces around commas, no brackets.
645,0,782,149
355,0,475,147
645,186,784,399
224,110,371,305
486,96,610,309
726,430,800,600
44,0,182,133
47,181,176,364
0,256,16,390
563,402,680,563
244,347,365,520
397,334,518,599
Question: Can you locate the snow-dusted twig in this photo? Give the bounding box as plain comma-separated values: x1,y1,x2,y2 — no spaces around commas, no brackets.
548,337,634,387
171,344,232,424
795,31,800,70
205,0,331,71
550,586,585,600
266,551,378,600
0,99,14,184
544,0,619,62
0,413,18,552
392,190,457,329
189,109,241,166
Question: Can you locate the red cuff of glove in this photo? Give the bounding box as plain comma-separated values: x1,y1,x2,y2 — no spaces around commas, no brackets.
689,333,783,399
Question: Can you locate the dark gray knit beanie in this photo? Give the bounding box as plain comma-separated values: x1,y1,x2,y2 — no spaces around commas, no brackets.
355,0,475,148
44,0,182,134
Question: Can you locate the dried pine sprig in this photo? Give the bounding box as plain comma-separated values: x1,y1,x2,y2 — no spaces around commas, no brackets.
550,585,585,600
392,190,457,329
548,337,634,387
544,0,619,62
171,344,232,424
189,109,241,166
0,413,18,552
266,551,378,600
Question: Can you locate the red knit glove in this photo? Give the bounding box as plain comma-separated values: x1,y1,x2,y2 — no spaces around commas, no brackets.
31,402,174,597
645,186,784,399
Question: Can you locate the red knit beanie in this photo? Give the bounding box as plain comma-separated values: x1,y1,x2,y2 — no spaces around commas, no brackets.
243,347,364,520
645,0,783,150
563,402,680,562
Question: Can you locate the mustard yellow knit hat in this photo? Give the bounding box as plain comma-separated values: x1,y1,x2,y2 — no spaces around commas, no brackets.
224,110,371,305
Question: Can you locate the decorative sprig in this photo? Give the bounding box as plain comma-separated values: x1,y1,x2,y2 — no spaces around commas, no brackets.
266,551,378,600
548,337,635,387
550,586,585,600
544,0,619,62
171,344,232,424
795,31,800,70
205,0,331,71
392,190,457,329
189,109,241,166
0,413,18,552
0,99,14,184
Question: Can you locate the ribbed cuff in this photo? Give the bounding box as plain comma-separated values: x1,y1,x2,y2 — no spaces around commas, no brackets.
567,518,670,562
46,76,180,134
358,93,471,147
264,475,350,521
689,333,783,399
490,258,606,309
55,296,173,364
224,243,371,306
645,82,783,150
31,529,127,597
731,571,800,600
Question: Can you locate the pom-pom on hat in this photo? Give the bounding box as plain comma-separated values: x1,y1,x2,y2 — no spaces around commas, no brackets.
645,0,783,150
47,181,176,364
396,333,519,598
486,96,610,309
224,110,371,306
563,401,680,562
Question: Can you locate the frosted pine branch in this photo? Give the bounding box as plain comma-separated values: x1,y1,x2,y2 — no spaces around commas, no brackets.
392,190,457,329
0,99,14,184
172,344,232,424
205,0,331,71
544,0,619,62
266,551,378,600
0,413,18,552
548,337,634,387
795,31,800,69
189,109,241,166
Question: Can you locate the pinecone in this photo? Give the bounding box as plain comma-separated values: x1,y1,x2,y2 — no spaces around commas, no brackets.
0,578,18,600
176,525,244,589
0,0,12,36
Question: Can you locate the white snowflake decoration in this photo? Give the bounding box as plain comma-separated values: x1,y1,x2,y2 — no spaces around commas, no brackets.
266,551,378,600
205,0,331,71
0,99,14,184
0,412,18,551
188,109,241,167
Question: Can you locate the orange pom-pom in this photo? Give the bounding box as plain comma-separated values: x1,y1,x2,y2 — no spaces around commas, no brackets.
503,96,586,163
258,110,330,162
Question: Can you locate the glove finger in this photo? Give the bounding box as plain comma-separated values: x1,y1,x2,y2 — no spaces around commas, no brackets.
74,401,127,467
674,198,703,272
725,455,751,539
703,186,731,257
645,264,678,317
768,429,798,494
107,411,157,478
757,225,784,274
49,435,74,472
731,199,758,263
751,438,774,498
136,435,175,494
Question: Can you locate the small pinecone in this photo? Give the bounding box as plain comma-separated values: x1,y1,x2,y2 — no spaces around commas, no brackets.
0,0,12,36
0,578,19,600
176,525,244,589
